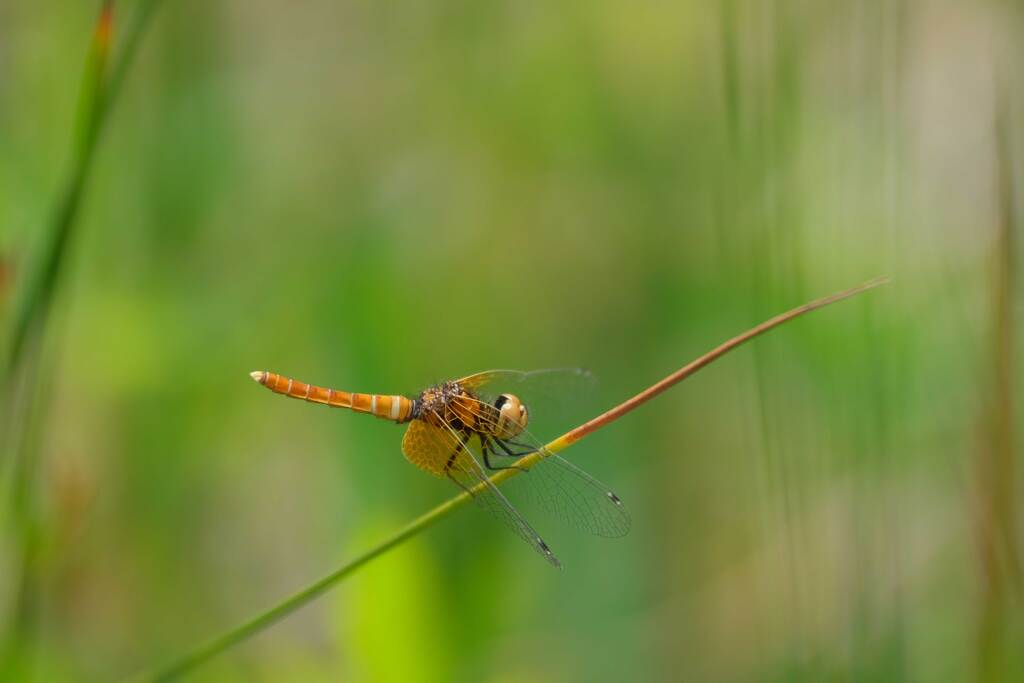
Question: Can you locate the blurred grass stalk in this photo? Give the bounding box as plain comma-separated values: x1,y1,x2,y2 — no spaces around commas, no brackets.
974,91,1022,681
1,0,163,677
130,278,887,683
2,1,112,379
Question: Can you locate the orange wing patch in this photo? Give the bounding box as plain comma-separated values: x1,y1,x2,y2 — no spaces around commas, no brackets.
402,419,460,477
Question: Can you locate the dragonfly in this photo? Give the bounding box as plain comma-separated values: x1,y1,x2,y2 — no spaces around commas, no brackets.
249,368,630,567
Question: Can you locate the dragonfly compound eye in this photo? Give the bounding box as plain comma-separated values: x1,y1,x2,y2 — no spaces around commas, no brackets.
494,393,528,438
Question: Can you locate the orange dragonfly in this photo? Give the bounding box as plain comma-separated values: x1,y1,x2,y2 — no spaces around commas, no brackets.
249,368,630,567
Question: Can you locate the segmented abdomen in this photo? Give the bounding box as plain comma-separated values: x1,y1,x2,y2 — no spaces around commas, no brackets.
250,370,412,422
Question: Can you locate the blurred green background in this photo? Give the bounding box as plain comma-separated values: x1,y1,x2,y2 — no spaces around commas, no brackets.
2,1,1023,681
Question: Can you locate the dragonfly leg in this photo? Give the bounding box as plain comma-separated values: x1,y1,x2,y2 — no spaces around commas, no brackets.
446,468,473,495
483,437,532,472
505,440,538,455
443,431,471,491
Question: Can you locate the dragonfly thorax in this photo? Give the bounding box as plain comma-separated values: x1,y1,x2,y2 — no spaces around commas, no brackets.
411,382,529,440
412,381,464,418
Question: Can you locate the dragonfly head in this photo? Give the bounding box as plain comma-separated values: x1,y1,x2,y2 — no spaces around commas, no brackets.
493,393,529,439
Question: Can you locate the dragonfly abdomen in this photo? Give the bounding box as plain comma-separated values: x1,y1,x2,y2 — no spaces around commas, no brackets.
250,371,413,422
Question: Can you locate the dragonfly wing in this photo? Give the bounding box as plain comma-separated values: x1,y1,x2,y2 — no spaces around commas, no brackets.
456,368,596,438
458,368,593,394
458,369,535,389
513,451,631,538
412,414,562,568
451,394,631,538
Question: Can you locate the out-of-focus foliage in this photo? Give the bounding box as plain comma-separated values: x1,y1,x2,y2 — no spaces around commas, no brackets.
1,1,1023,681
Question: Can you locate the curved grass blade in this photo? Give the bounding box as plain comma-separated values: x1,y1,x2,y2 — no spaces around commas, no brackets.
126,277,888,682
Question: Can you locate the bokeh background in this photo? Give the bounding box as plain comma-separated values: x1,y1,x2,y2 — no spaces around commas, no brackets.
2,1,1023,681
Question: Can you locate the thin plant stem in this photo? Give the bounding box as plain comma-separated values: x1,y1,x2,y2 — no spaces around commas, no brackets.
0,4,115,674
128,277,888,683
975,88,1021,680
3,0,164,380
1,1,165,676
3,1,112,378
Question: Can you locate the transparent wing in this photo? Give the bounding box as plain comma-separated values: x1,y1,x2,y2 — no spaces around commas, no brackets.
457,368,596,438
450,394,631,538
412,413,562,568
458,367,594,391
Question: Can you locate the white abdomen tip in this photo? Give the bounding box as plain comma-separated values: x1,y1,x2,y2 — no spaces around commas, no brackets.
249,370,266,384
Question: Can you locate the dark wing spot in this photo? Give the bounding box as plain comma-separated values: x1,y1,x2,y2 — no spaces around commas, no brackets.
608,492,622,505
537,541,563,569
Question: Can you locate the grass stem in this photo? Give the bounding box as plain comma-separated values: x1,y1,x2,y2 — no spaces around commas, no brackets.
129,277,888,682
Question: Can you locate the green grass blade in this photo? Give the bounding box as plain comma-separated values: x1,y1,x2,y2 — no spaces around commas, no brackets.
2,0,164,380
1,1,166,677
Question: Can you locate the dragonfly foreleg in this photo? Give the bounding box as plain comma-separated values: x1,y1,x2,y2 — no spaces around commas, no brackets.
483,436,532,472
501,439,537,457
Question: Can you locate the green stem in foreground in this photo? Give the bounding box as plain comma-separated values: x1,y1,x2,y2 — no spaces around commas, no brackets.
1,2,164,675
4,1,111,378
3,0,164,380
129,277,888,683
